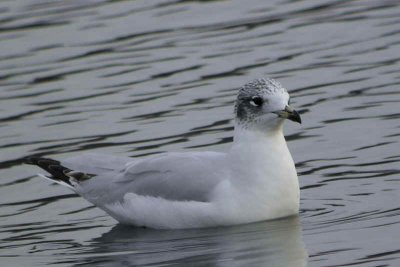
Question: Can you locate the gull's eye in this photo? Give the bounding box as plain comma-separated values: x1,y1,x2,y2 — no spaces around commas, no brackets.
250,96,263,107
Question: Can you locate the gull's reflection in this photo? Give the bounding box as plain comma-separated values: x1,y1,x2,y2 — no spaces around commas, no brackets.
75,216,307,266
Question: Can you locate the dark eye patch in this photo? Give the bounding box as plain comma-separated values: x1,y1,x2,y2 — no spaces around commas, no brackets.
250,96,263,107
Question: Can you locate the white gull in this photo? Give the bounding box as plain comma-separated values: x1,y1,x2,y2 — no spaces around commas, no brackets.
26,78,302,229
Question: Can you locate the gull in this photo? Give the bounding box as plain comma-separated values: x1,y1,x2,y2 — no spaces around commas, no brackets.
26,78,302,229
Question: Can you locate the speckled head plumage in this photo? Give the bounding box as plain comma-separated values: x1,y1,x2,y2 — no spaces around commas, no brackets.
234,78,301,130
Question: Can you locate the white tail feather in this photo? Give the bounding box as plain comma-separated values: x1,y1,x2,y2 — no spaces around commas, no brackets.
38,173,75,190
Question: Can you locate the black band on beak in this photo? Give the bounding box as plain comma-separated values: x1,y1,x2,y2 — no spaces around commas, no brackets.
274,105,302,124
287,108,301,124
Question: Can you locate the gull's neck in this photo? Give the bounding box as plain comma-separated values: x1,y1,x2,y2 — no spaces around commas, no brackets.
231,122,286,152
228,121,296,184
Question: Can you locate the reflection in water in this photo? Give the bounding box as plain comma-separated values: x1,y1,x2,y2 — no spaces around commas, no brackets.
72,217,307,267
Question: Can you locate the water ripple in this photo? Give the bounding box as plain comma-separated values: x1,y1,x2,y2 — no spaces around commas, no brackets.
1,0,400,266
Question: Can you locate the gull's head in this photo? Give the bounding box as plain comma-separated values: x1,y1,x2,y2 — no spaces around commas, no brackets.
234,78,301,132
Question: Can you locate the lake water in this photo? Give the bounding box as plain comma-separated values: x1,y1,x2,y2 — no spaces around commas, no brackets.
1,0,400,266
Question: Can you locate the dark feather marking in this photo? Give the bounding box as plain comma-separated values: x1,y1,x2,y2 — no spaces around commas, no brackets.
24,157,94,185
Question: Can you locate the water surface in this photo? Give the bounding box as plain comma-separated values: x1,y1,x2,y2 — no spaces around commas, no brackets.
1,0,400,266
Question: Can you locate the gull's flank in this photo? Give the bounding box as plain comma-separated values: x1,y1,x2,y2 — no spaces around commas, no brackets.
25,78,302,229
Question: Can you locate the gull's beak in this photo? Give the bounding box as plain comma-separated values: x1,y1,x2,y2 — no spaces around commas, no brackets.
274,105,302,124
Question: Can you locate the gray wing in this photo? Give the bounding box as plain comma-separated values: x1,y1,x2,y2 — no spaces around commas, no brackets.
113,151,228,202
61,153,133,175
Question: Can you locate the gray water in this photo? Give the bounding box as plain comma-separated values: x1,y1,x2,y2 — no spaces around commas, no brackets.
1,0,400,266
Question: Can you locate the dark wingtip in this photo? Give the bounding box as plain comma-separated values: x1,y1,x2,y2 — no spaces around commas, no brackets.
25,156,94,185
24,156,39,165
24,157,72,184
24,156,60,166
